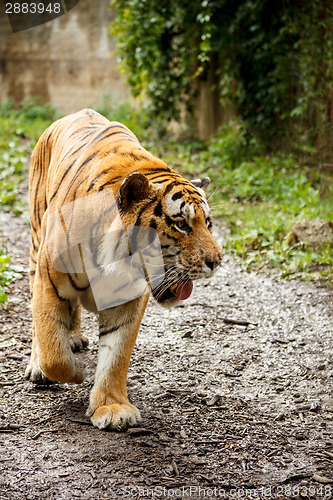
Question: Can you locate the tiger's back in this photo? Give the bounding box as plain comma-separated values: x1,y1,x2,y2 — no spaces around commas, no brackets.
30,108,141,267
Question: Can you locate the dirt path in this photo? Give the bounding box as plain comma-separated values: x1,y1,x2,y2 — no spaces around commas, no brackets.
0,210,332,500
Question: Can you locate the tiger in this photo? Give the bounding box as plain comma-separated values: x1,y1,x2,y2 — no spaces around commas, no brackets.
25,108,222,430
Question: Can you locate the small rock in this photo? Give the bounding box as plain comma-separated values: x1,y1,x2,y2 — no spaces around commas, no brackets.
127,427,153,436
310,401,320,412
294,432,307,441
171,459,179,475
288,218,333,249
295,404,311,411
312,474,333,484
206,394,222,406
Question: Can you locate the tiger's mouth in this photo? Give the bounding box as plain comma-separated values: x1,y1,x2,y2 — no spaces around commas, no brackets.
168,279,193,301
151,272,193,305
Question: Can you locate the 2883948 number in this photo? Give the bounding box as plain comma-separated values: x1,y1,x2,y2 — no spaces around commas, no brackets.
275,484,332,497
5,3,61,14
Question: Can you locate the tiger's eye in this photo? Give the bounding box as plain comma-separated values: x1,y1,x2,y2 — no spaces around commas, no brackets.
177,220,186,229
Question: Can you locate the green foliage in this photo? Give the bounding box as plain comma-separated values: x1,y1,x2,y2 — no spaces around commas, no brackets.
0,97,61,143
0,127,29,213
110,1,333,148
95,93,151,138
109,0,198,123
0,250,26,307
19,96,60,123
0,251,11,305
0,97,60,213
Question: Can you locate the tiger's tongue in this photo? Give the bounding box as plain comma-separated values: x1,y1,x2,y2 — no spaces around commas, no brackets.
176,280,193,301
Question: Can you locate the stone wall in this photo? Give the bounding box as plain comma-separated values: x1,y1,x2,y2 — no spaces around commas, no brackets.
0,0,129,114
0,1,233,138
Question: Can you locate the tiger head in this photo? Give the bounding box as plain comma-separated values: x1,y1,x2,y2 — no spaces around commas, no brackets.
116,170,223,308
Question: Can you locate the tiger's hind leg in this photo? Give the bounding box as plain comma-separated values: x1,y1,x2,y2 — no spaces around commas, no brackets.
25,300,88,384
25,248,53,384
68,301,89,352
26,259,86,385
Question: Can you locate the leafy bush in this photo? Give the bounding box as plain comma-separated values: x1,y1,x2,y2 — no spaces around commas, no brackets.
110,1,333,149
19,96,60,122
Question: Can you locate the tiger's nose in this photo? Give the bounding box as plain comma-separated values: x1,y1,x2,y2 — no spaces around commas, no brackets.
205,257,222,271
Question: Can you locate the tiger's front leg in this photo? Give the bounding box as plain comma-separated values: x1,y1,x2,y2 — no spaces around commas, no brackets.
87,294,149,430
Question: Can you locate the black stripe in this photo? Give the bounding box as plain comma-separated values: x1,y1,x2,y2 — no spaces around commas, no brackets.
68,125,90,139
53,251,90,292
170,211,184,218
102,131,137,142
31,237,39,253
144,176,170,184
61,152,98,203
45,129,53,146
94,124,136,143
97,176,123,192
150,219,157,230
132,197,158,227
33,148,45,228
67,273,90,292
58,140,86,166
99,318,132,337
144,167,173,176
87,171,121,192
162,232,178,242
49,157,81,203
120,152,147,162
153,201,162,217
149,219,157,245
165,214,174,227
172,191,183,201
163,181,179,196
46,266,67,302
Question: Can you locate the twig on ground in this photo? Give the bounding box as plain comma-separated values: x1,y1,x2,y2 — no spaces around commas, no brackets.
31,427,64,440
223,317,257,326
67,418,91,426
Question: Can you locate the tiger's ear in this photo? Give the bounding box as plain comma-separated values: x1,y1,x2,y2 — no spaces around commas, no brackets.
117,172,150,210
191,177,210,191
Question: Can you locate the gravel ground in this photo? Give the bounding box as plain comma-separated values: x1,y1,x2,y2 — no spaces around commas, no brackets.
0,209,332,500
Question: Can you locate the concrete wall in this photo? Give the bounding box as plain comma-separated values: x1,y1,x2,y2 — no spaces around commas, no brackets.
0,0,129,114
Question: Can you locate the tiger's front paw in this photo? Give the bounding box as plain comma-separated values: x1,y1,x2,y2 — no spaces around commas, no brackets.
25,362,53,385
70,334,89,352
88,403,141,431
